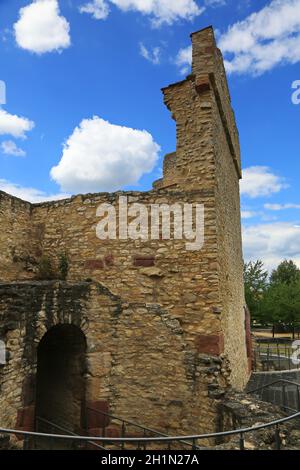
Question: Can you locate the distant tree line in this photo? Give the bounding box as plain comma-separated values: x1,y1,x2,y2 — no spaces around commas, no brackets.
244,259,300,338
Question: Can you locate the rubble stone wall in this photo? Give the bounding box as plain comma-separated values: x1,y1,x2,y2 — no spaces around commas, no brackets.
0,26,250,438
0,281,229,436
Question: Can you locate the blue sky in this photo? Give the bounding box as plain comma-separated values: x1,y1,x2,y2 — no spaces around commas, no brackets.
0,0,300,270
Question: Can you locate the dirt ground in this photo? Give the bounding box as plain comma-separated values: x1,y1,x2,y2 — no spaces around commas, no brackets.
253,330,299,340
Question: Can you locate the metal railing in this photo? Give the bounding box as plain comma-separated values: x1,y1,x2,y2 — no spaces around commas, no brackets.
248,379,300,414
34,416,106,450
253,341,300,372
85,406,195,450
2,410,300,450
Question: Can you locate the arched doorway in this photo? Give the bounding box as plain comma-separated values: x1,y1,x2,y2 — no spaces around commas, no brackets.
35,324,87,443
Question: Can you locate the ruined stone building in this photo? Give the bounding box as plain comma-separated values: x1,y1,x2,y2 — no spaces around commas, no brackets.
0,27,252,439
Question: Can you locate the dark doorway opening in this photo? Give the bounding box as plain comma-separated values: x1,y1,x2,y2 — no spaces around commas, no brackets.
35,324,87,447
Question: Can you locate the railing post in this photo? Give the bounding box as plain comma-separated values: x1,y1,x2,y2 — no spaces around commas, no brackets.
192,438,197,450
34,417,38,450
239,433,245,450
278,344,282,370
282,384,287,411
275,424,281,450
265,382,270,404
23,435,29,450
50,424,54,451
121,422,126,450
102,424,106,448
297,386,300,412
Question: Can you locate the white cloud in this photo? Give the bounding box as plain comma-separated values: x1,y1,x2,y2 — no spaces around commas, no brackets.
0,109,35,139
240,166,287,198
139,43,161,64
0,178,69,203
264,203,300,210
175,45,192,75
1,140,26,157
243,222,300,270
113,0,203,25
219,0,300,75
14,0,71,54
79,0,110,20
241,208,277,220
50,116,160,193
241,210,258,219
205,0,226,6
260,213,278,222
79,0,204,25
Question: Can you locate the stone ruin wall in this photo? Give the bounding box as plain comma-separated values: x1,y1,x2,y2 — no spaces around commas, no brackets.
0,187,248,390
0,191,38,282
31,188,222,338
0,281,229,437
201,32,249,386
155,27,249,389
0,26,251,438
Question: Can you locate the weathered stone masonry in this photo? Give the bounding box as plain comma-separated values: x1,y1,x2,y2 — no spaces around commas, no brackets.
0,27,250,438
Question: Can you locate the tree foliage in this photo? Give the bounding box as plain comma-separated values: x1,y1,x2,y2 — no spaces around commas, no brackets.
244,260,268,323
270,259,300,285
245,259,300,334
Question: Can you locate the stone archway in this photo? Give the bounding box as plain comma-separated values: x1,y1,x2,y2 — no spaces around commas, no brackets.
35,324,87,439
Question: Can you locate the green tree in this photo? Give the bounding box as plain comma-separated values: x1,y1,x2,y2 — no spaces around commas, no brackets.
270,259,300,285
244,260,268,323
261,280,300,339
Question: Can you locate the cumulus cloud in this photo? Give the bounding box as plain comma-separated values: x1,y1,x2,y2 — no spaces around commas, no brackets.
242,222,300,270
139,43,161,64
14,0,71,54
240,166,287,198
0,178,69,203
174,0,300,75
1,140,26,157
0,109,35,139
264,203,300,210
175,45,192,75
219,0,300,75
113,0,203,25
50,117,160,193
79,0,204,26
79,0,110,20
